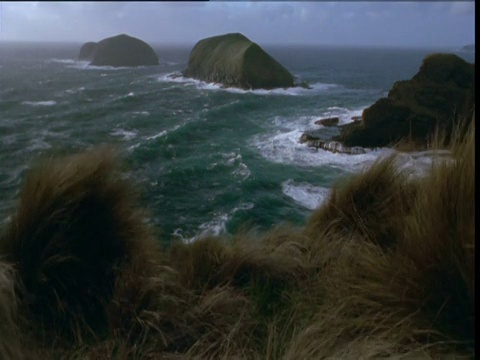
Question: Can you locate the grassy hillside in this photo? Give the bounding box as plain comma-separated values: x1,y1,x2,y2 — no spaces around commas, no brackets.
0,123,475,359
184,33,294,90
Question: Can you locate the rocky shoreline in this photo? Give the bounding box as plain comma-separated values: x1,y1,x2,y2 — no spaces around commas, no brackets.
299,53,474,155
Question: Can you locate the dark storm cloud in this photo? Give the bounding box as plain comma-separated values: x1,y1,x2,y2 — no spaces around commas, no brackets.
0,2,475,47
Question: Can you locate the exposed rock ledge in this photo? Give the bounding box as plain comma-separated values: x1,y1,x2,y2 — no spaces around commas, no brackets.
306,140,368,155
299,132,368,154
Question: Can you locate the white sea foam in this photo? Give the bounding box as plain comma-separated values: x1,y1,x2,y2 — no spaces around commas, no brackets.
232,163,251,180
177,202,255,243
197,213,230,238
110,128,138,141
132,111,150,116
252,128,389,172
67,62,132,71
323,106,364,125
157,73,342,96
21,101,57,107
127,143,141,152
210,152,252,180
253,122,452,178
145,124,183,141
146,130,167,141
282,179,331,210
46,58,76,64
65,87,85,95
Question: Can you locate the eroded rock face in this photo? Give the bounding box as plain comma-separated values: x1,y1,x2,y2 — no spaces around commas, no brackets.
78,34,159,67
183,33,294,90
336,53,475,148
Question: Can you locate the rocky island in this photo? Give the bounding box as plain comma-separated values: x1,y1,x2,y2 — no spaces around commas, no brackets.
183,33,295,90
334,53,475,148
78,34,159,67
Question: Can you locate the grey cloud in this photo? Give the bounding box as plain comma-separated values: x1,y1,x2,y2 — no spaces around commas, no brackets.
0,2,475,47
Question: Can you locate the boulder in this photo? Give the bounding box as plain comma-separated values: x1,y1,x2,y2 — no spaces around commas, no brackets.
183,33,294,90
315,117,339,127
78,34,159,67
336,53,475,148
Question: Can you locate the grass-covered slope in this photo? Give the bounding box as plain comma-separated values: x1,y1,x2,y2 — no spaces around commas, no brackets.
0,124,475,359
183,33,295,90
337,54,475,148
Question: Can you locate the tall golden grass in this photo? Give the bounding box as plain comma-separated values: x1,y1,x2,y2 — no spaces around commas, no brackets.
0,123,474,359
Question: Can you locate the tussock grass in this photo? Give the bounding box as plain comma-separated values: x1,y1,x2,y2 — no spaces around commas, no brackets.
0,124,475,358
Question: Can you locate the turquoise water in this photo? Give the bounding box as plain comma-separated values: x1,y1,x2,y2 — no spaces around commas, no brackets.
0,42,474,242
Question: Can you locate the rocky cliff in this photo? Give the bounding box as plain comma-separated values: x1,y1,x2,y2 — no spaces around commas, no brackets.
336,53,475,148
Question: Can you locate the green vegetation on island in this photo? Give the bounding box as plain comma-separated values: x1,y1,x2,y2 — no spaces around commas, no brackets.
0,121,474,358
78,34,159,67
183,33,295,90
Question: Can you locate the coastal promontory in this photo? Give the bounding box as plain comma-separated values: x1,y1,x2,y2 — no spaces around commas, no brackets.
78,34,159,67
183,33,295,90
336,53,475,148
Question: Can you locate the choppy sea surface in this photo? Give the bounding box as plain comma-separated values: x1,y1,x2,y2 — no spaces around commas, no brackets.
0,42,474,243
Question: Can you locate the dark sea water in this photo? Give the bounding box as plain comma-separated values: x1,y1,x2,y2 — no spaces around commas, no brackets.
0,42,474,243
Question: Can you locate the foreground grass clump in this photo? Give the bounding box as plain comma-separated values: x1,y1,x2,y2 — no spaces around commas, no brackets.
0,125,474,359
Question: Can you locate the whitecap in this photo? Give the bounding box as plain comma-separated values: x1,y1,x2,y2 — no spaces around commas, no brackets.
213,152,252,180
46,58,76,64
22,100,57,106
146,130,167,140
110,128,138,141
145,124,182,141
65,87,85,95
178,202,255,243
233,202,255,211
282,179,331,210
127,143,141,152
67,62,132,71
132,111,150,116
191,212,230,242
309,82,340,91
232,162,251,180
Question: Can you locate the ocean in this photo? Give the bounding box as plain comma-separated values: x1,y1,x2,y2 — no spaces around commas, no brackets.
0,42,474,243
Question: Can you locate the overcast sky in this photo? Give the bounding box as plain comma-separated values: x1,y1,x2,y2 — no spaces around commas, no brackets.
0,1,475,47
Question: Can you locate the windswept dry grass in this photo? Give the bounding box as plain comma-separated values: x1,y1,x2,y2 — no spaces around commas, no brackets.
0,122,475,359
